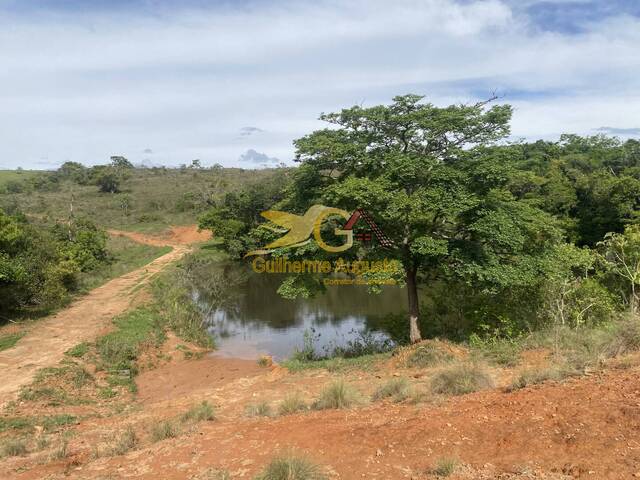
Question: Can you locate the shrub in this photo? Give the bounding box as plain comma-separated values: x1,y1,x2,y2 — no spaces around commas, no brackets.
432,457,458,477
254,454,327,480
50,437,69,460
150,420,178,442
245,401,272,417
430,364,494,396
508,366,570,391
313,380,360,410
407,343,453,368
278,393,307,415
110,425,138,456
181,401,215,423
372,377,411,402
1,437,27,457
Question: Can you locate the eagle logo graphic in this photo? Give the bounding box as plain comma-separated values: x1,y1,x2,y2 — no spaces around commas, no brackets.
245,205,392,257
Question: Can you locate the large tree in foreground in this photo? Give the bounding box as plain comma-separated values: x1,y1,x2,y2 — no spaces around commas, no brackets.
292,95,562,342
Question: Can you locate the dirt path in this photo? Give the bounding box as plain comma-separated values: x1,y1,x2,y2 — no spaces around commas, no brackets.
0,226,209,407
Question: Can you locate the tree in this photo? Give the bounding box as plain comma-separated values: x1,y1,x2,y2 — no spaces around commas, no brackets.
598,225,640,314
110,156,134,170
291,94,561,342
96,170,120,193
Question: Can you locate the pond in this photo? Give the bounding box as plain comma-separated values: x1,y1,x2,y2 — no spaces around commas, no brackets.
193,262,407,360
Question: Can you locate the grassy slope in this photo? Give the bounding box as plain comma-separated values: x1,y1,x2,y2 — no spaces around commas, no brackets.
0,167,287,233
78,235,171,292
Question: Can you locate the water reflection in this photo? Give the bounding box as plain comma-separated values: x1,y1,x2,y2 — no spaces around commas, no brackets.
193,262,407,360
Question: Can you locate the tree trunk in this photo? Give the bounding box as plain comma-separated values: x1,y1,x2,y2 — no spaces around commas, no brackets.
406,266,422,343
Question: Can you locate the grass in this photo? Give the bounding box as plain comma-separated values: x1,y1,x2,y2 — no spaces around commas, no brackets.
313,379,361,410
96,306,166,391
469,335,523,367
254,454,327,480
406,343,453,368
150,420,178,442
78,235,171,292
430,363,494,396
49,436,69,460
181,401,215,423
432,457,459,477
0,331,25,352
508,366,573,391
109,425,138,456
64,342,90,358
245,401,272,417
0,414,77,434
282,352,390,373
1,437,27,457
278,393,307,415
372,377,411,402
257,355,272,367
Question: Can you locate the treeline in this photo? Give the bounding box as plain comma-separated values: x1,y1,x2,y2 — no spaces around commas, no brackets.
199,95,640,342
0,211,109,319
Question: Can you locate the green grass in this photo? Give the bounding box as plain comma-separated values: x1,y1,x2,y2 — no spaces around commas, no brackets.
254,454,327,480
282,352,390,373
65,342,90,358
0,332,25,352
97,307,165,370
0,414,77,434
430,363,494,396
78,235,171,292
313,379,361,410
508,366,573,391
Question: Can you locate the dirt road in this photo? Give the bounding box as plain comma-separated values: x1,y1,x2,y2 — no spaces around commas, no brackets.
0,226,209,406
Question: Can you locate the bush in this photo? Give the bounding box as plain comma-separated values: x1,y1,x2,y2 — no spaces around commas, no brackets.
254,454,327,480
278,393,307,415
1,437,27,457
110,425,138,456
372,377,411,402
406,343,453,368
181,401,215,423
313,380,361,410
150,420,178,442
432,457,458,477
246,401,272,417
430,364,494,396
508,366,571,391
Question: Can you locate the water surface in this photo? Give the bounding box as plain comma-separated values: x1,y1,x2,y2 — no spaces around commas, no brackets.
195,262,407,360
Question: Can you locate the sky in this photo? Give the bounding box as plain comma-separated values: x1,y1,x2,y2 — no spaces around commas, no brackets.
1,0,639,169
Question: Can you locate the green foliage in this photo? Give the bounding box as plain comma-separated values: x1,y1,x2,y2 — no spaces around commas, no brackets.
430,364,494,396
509,367,570,391
254,454,327,480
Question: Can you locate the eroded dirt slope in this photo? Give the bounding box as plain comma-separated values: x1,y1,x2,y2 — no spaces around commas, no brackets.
0,226,209,406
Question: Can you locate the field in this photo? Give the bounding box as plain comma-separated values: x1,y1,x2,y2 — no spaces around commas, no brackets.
0,166,287,233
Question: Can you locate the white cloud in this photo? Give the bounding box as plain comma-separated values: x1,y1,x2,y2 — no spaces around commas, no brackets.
0,0,638,168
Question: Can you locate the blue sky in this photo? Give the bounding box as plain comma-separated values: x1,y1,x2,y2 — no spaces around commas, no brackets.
1,0,639,169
